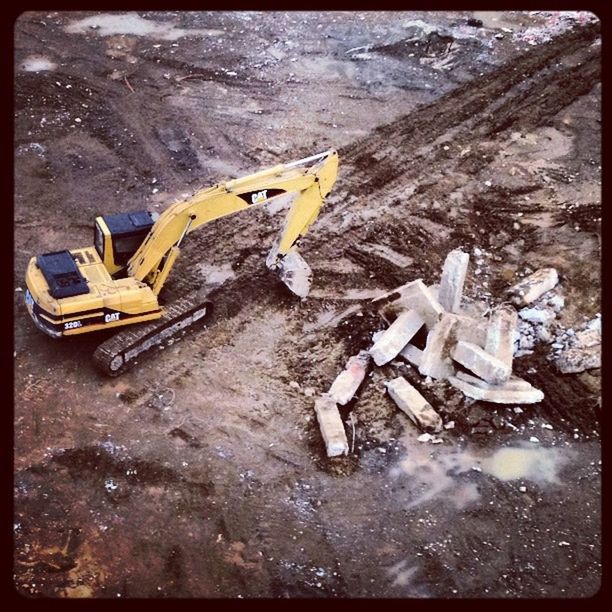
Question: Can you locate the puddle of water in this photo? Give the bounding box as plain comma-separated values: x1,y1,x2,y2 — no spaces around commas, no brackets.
481,446,569,484
20,56,57,72
391,434,572,511
195,262,235,286
64,13,224,40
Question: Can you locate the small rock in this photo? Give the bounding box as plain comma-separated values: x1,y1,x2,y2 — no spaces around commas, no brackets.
417,433,432,443
519,486,527,492
548,295,565,312
529,436,540,443
519,307,555,324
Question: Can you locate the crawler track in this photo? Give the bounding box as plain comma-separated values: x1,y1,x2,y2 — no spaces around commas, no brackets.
92,294,211,376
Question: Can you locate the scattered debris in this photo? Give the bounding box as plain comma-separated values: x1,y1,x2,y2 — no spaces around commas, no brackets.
385,377,443,433
553,315,601,373
508,268,559,306
314,394,348,458
448,372,544,404
328,350,370,404
418,314,457,379
369,310,424,366
451,340,511,385
485,306,517,368
438,248,469,313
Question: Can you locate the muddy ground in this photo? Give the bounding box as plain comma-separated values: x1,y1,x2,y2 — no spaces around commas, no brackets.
14,11,601,598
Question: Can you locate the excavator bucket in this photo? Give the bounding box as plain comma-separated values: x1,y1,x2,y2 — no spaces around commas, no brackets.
275,247,313,298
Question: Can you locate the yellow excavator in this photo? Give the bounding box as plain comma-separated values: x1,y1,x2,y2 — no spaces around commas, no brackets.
24,150,339,375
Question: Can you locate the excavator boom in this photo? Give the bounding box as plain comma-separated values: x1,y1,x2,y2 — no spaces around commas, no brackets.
127,150,338,296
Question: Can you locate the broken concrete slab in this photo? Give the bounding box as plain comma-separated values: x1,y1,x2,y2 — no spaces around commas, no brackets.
573,328,601,349
385,376,442,433
451,340,512,385
555,345,601,374
518,307,556,324
455,370,532,391
314,394,349,457
369,310,425,366
448,374,544,404
508,268,559,306
418,313,457,379
328,350,371,405
374,279,444,329
438,249,469,313
445,312,488,348
485,305,518,369
399,343,423,367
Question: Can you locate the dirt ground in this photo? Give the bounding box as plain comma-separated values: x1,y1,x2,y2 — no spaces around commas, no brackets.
14,11,601,598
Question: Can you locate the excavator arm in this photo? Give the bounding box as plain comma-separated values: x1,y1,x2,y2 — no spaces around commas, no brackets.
126,150,338,297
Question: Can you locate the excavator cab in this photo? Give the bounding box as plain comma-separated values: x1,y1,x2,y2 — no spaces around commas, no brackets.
94,210,159,276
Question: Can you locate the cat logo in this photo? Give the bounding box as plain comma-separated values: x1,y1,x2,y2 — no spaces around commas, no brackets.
251,190,268,204
105,312,121,323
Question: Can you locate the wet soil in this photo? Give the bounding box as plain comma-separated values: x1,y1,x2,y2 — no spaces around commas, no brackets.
14,11,600,598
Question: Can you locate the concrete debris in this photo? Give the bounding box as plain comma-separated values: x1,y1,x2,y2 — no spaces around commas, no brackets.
399,343,423,366
442,312,488,347
375,279,444,329
451,340,511,385
573,328,600,349
369,309,425,366
586,314,601,333
316,250,564,454
548,294,565,313
438,249,469,313
328,350,371,405
314,394,349,457
508,268,559,306
448,371,544,404
485,306,517,369
552,316,601,373
555,345,600,374
419,313,457,379
386,377,443,433
519,307,556,324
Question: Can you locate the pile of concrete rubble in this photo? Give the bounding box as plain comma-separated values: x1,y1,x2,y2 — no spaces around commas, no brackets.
314,249,601,458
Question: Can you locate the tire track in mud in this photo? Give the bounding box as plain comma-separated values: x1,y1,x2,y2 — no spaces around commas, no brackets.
335,22,600,195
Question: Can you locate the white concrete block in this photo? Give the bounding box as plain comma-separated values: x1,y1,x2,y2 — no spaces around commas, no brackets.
385,376,442,433
451,340,512,385
454,370,532,391
485,306,518,369
374,279,444,329
438,249,469,313
448,375,544,404
508,268,559,306
399,343,423,366
418,313,457,379
445,312,488,348
518,307,556,324
369,310,425,366
555,345,601,374
328,350,371,405
314,394,349,457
